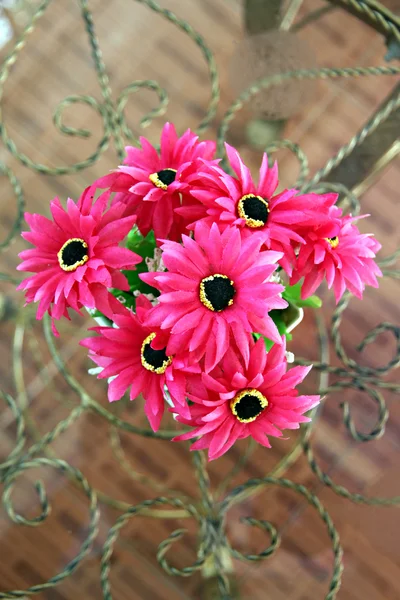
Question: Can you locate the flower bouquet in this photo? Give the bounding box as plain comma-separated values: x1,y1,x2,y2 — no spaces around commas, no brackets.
17,122,382,461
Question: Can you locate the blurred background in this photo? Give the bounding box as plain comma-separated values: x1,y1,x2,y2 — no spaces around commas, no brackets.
0,0,399,598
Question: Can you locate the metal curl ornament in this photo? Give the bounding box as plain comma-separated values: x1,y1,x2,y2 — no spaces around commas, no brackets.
0,0,399,599
0,391,26,472
0,458,100,598
220,476,344,599
228,517,281,562
331,293,400,377
100,497,206,599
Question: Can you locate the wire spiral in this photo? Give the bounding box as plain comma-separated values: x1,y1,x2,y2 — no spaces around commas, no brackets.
0,1,399,599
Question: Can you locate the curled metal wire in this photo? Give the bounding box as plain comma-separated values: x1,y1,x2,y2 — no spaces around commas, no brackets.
0,392,26,472
264,138,310,188
221,477,344,600
100,497,206,599
0,457,100,598
115,80,170,142
0,1,399,599
228,517,281,562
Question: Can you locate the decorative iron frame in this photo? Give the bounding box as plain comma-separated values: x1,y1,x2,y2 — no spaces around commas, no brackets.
0,1,399,598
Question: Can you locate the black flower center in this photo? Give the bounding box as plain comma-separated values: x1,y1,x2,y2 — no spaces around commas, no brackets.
58,238,89,272
230,389,268,423
141,332,172,374
325,236,339,249
237,194,269,228
149,168,177,190
199,274,235,312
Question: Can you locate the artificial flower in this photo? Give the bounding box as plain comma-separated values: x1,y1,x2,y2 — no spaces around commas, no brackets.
141,221,287,372
17,187,141,333
94,122,216,242
173,337,319,460
291,213,382,302
187,143,336,274
80,295,197,431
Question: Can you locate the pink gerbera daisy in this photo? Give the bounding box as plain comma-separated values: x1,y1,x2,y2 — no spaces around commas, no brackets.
290,212,382,302
94,122,216,242
187,143,336,274
173,337,319,460
140,222,287,373
17,186,141,333
80,296,198,431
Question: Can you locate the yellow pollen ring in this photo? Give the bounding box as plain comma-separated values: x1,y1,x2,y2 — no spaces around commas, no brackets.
149,168,177,191
237,194,270,228
230,388,268,423
140,332,172,375
199,273,235,312
57,238,89,272
325,236,339,249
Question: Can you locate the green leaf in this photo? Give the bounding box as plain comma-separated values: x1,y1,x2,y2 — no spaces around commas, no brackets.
254,309,293,352
87,227,159,321
282,282,302,302
269,309,293,341
85,307,113,326
126,225,153,252
109,227,160,312
283,282,322,308
110,289,137,311
123,227,159,296
253,332,274,352
296,295,322,308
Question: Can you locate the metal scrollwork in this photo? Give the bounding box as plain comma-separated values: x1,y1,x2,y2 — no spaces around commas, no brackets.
0,0,399,599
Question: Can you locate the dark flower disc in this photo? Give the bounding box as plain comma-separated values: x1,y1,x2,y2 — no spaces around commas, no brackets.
199,274,235,312
141,332,172,374
230,389,268,423
149,168,177,190
238,194,269,228
58,238,89,272
326,236,339,248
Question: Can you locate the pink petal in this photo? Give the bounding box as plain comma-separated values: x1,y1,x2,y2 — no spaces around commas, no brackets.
108,368,134,402
171,307,205,334
225,143,253,195
258,155,278,198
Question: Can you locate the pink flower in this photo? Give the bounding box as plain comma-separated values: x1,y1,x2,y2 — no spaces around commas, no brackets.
80,296,197,431
94,122,216,242
173,337,319,460
291,213,382,302
188,143,336,274
141,222,287,373
17,187,141,334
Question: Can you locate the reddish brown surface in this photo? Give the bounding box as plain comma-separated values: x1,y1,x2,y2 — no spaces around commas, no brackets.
0,1,399,598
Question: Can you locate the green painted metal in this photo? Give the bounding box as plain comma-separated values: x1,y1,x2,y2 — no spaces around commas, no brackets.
0,1,399,599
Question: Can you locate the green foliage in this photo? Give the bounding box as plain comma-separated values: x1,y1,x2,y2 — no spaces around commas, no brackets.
126,225,152,253
109,289,137,311
254,309,293,352
255,281,321,352
124,227,158,294
110,227,159,310
282,282,322,308
85,307,113,326
269,310,293,340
